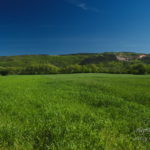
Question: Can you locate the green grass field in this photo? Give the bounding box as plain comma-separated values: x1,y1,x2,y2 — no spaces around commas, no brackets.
0,74,150,150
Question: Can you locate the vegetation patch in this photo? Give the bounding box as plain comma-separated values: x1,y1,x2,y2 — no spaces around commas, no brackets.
0,74,149,149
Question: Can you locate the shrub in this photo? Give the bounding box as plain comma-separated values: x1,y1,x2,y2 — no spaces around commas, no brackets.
0,67,9,76
21,64,60,75
0,70,9,76
61,64,82,73
130,64,146,75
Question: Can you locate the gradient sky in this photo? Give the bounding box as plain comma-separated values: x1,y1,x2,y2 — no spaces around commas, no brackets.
0,0,150,55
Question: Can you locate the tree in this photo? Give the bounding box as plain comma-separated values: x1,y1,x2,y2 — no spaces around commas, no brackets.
21,64,60,74
62,64,82,73
0,67,9,76
130,63,146,75
88,64,99,73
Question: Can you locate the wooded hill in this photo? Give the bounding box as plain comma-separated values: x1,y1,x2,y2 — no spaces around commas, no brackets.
0,52,150,67
0,52,150,75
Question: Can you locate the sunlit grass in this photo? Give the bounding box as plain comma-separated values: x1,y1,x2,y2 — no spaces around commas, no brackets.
0,74,149,149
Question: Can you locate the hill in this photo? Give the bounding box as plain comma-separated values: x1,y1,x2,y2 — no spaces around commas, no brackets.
0,52,150,75
0,52,150,67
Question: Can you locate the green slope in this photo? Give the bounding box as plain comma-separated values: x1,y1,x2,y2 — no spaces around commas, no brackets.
0,52,149,68
0,54,89,67
0,53,118,67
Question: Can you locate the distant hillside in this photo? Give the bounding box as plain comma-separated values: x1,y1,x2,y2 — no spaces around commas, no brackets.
0,54,89,67
0,52,150,67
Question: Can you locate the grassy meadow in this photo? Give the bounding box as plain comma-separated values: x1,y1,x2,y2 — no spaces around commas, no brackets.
0,74,150,150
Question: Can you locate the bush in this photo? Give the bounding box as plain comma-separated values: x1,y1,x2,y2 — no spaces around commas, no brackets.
21,64,60,75
0,70,9,76
0,67,9,76
61,64,82,73
130,64,146,75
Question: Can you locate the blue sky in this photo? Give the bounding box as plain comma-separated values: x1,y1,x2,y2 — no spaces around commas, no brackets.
0,0,150,55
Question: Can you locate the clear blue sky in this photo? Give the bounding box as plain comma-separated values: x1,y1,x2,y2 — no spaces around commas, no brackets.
0,0,150,55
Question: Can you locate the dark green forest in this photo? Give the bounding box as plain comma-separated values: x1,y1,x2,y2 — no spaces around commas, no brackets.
0,52,150,75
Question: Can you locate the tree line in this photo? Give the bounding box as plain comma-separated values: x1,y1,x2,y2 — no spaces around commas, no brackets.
0,60,150,76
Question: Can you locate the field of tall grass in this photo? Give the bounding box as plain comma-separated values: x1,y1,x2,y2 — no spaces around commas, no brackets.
0,74,149,150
